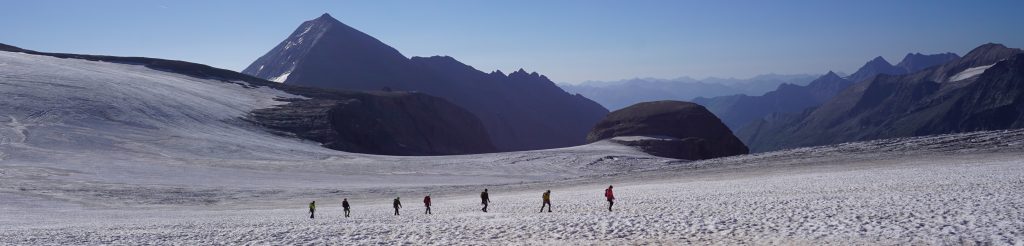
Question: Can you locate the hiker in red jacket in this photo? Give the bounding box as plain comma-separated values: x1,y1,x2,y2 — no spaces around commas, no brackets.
605,185,615,212
423,195,432,215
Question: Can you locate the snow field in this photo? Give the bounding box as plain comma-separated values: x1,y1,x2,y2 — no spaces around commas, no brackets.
948,63,997,82
3,152,1023,245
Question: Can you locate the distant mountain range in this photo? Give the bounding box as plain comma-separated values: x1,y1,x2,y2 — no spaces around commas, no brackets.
693,72,854,129
559,74,820,110
244,14,608,151
693,52,960,131
739,43,1023,152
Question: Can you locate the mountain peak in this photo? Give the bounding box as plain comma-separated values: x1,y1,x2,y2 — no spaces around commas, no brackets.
895,52,960,73
242,12,410,84
845,56,900,82
307,13,343,30
950,43,1022,72
963,43,1019,59
975,43,1007,50
868,56,892,66
811,71,849,86
316,13,336,21
509,68,529,77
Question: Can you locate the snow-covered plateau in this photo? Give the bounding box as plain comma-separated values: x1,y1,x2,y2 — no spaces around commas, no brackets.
2,51,1024,244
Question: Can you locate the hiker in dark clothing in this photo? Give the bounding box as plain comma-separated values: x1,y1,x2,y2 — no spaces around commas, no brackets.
481,189,491,212
342,198,351,217
605,185,615,212
393,197,402,216
540,190,552,213
309,201,316,219
424,195,432,215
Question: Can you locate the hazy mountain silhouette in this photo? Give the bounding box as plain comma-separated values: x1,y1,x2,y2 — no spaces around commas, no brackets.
693,71,853,130
897,52,961,72
560,74,818,110
846,53,960,82
740,43,1023,152
244,14,608,151
694,52,957,131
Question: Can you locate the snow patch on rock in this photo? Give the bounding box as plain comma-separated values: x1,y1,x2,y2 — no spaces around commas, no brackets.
948,63,996,82
270,71,291,83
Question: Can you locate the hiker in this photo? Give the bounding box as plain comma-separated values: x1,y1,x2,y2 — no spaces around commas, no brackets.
540,190,552,213
342,198,351,217
605,185,615,211
481,189,491,212
424,195,433,214
393,197,402,216
309,201,316,219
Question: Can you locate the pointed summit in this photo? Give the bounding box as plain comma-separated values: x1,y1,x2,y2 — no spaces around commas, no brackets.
846,56,902,82
868,56,892,66
242,13,411,86
810,71,849,89
823,70,840,78
309,13,343,27
509,68,530,78
317,13,335,20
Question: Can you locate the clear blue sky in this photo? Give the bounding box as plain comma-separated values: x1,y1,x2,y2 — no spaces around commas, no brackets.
3,0,1022,83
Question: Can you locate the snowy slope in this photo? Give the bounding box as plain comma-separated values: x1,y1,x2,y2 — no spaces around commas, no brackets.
0,50,668,207
948,63,997,82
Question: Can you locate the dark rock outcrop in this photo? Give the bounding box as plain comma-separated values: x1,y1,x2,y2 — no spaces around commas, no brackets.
0,43,496,156
249,92,495,156
587,101,749,160
244,14,608,151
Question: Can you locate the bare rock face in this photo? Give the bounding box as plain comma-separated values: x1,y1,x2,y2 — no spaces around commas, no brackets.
249,91,497,156
587,101,749,160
